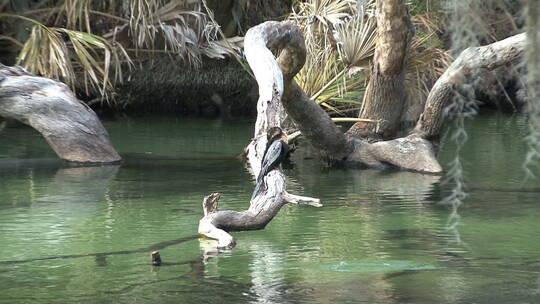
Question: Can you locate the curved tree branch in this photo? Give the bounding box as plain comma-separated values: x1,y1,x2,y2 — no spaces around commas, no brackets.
282,80,354,161
412,33,527,140
198,21,321,248
0,64,121,163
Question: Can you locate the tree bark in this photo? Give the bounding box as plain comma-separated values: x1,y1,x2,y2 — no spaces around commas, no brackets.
282,80,353,161
346,33,526,173
412,33,526,140
0,64,121,163
347,0,414,140
198,22,321,249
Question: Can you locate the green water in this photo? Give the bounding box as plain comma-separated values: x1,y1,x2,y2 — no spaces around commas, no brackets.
0,113,539,304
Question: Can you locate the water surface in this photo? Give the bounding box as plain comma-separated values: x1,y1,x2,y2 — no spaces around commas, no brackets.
0,113,539,303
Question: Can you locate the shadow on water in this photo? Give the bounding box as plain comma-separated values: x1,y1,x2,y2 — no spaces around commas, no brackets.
0,163,199,265
0,235,199,265
0,158,64,169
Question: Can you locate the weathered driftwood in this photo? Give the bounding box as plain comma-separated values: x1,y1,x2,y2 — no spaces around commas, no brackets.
198,22,321,248
264,22,527,174
0,64,121,163
412,33,527,139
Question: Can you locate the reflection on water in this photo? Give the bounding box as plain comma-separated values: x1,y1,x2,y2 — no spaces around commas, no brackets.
0,114,539,304
41,165,119,204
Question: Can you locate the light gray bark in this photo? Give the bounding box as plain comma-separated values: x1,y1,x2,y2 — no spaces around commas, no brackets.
0,64,121,163
412,33,526,139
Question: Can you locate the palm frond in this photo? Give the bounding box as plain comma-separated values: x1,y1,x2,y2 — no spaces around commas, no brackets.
413,12,442,35
295,0,355,29
126,0,240,67
405,11,451,104
335,12,376,67
129,0,161,48
16,16,131,98
203,36,244,59
295,42,341,98
291,0,376,115
17,22,74,84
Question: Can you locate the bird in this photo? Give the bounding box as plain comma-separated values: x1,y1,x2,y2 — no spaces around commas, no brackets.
202,192,221,216
250,127,289,201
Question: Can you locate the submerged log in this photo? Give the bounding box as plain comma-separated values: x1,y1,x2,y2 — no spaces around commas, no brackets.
198,22,321,248
0,64,121,163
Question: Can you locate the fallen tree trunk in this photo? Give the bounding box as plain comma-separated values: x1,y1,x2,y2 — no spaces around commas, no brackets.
0,64,121,163
278,23,526,174
198,22,321,248
353,33,527,172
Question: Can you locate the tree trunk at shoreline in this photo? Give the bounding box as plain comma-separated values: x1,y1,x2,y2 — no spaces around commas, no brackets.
347,0,414,140
0,64,121,163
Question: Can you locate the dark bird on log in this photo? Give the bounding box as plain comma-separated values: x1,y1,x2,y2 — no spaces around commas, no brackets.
151,251,162,266
251,127,289,201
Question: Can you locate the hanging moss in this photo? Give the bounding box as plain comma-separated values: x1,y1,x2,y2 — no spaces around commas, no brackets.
524,0,540,176
112,57,257,117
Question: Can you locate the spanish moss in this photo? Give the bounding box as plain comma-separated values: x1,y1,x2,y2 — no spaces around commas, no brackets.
524,0,540,179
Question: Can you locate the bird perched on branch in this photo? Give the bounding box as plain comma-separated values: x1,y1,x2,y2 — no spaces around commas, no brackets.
251,127,289,201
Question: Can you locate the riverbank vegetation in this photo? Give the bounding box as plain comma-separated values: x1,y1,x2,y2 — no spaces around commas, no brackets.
0,0,243,105
0,0,526,116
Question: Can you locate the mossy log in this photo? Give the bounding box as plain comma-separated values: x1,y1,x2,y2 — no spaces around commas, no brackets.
0,64,121,163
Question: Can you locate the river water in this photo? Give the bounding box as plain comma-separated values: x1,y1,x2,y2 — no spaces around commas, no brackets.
0,113,539,304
